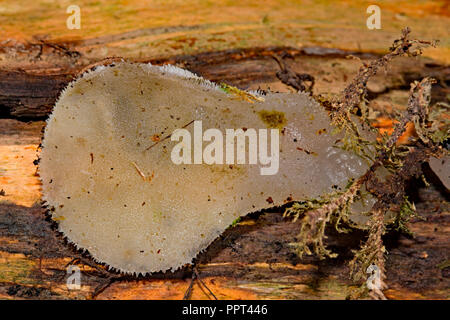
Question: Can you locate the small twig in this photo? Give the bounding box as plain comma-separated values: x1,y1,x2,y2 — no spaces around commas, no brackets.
183,271,195,300
36,39,81,59
131,161,146,181
62,255,111,277
193,268,218,300
90,275,124,299
333,27,436,119
183,265,218,300
145,119,194,151
272,54,314,92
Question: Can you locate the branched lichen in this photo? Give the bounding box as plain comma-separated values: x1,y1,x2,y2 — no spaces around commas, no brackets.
284,28,447,299
349,206,387,300
284,177,366,259
331,27,437,124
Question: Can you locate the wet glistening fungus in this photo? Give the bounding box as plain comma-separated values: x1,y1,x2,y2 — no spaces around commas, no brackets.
39,61,378,274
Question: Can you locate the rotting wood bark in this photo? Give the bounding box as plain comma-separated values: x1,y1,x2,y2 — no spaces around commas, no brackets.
0,32,448,299
0,45,448,120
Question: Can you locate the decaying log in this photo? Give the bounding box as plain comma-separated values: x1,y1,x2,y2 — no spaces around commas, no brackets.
0,46,448,120
0,45,448,300
0,70,71,119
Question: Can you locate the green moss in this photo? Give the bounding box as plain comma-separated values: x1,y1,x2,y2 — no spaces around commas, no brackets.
392,196,423,236
231,217,241,227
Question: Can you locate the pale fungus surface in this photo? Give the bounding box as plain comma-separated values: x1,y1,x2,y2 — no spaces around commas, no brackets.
39,62,374,274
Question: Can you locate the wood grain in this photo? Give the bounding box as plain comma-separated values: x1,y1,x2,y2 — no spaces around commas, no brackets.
0,48,448,299
0,0,448,299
